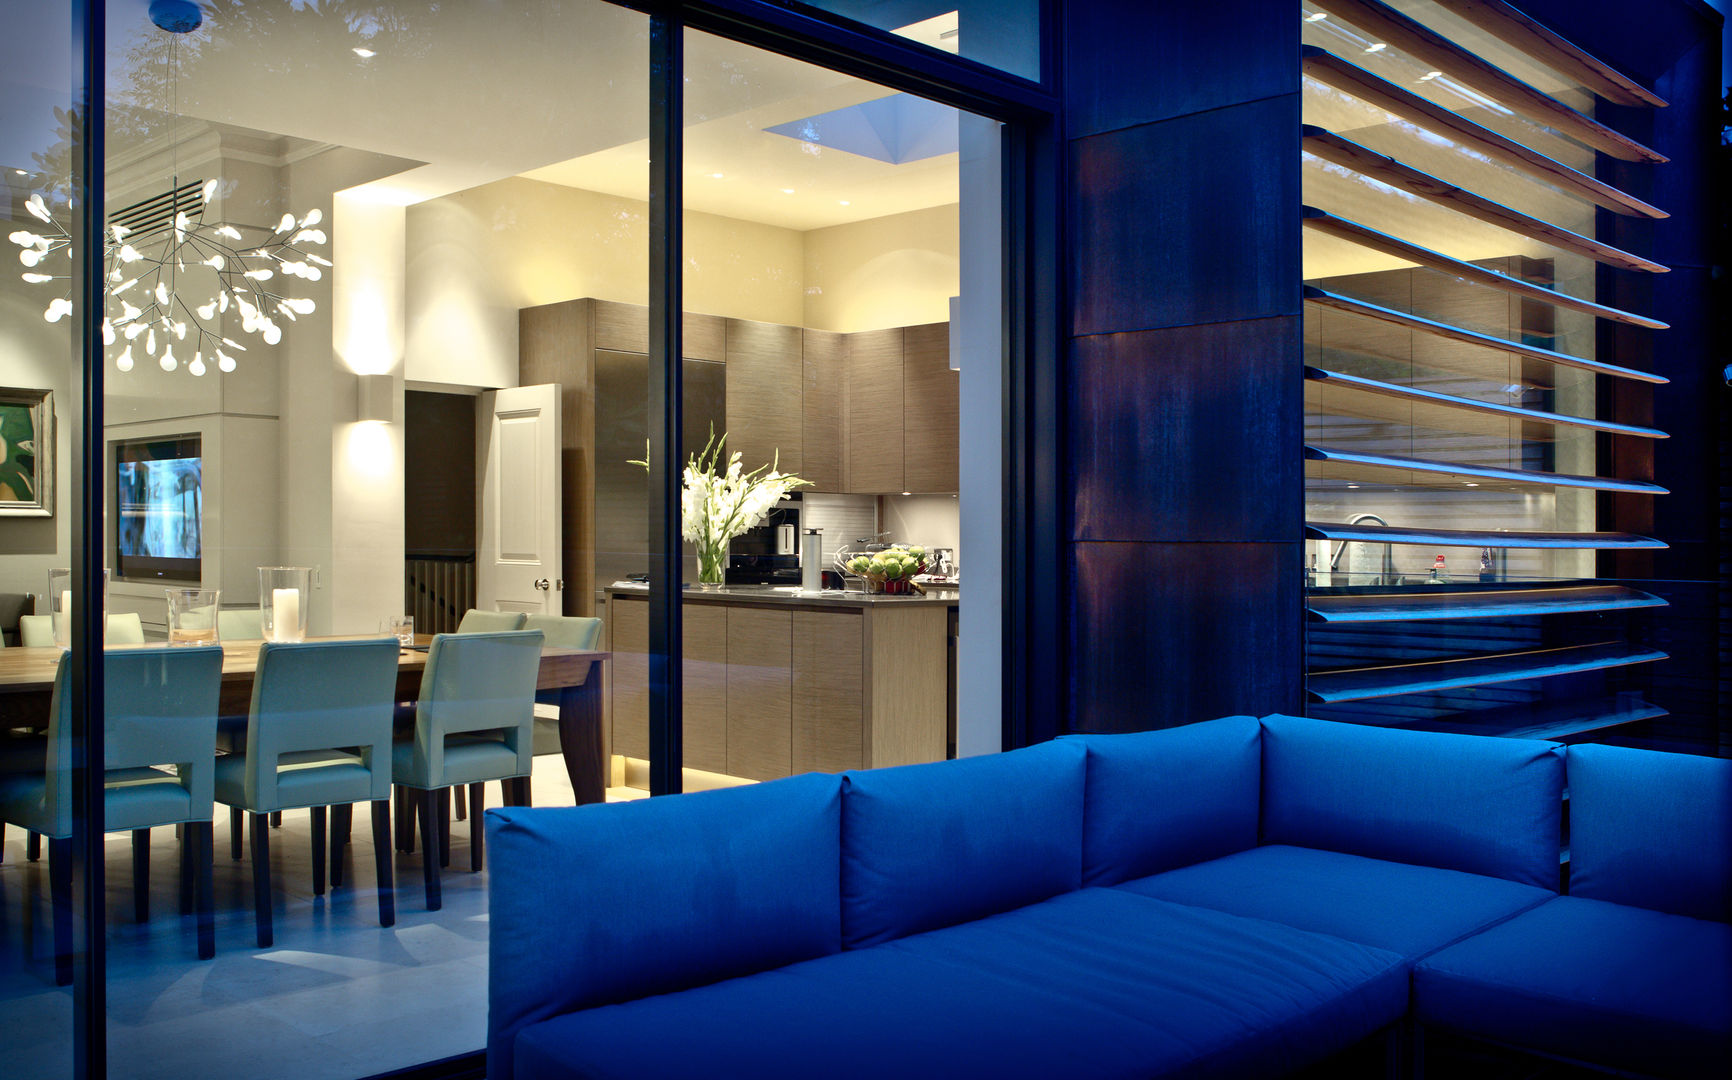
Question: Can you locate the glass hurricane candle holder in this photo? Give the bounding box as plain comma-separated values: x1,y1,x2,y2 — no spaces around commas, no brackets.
166,588,221,645
259,566,313,643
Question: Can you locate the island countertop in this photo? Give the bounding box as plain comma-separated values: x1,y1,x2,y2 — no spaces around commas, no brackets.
603,582,959,609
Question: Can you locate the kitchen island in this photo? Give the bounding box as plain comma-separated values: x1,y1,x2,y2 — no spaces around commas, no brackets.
605,584,958,781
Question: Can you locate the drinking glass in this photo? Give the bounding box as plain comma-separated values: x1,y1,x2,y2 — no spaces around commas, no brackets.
383,614,414,648
166,588,221,645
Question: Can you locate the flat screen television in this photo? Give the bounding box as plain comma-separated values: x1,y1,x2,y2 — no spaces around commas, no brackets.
114,435,203,583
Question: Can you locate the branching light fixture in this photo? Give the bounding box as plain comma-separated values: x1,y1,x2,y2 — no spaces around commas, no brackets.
7,0,328,376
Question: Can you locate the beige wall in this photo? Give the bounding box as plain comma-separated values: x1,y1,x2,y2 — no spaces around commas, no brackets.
0,232,73,605
803,204,959,333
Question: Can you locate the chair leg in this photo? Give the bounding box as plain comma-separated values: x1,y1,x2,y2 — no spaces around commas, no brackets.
132,828,150,923
469,782,485,872
438,788,452,869
395,785,415,854
195,821,215,961
417,789,443,911
454,783,467,821
179,824,194,916
250,812,273,949
50,836,72,987
371,799,395,928
310,806,327,897
270,811,282,828
28,829,41,861
331,803,352,888
230,806,243,860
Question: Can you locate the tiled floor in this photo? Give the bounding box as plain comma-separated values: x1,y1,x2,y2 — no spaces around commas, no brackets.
0,756,587,1080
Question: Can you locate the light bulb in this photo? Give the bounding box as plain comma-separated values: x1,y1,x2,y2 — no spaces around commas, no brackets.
44,297,72,322
160,345,177,371
116,346,134,372
188,353,206,376
217,351,236,373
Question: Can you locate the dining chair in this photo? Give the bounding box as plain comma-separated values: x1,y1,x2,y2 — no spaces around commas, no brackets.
521,614,602,806
217,607,263,640
19,613,146,646
214,638,400,948
393,629,542,910
0,646,223,983
455,609,527,634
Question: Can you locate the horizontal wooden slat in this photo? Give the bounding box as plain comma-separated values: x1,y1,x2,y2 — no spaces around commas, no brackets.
1306,584,1667,622
1304,367,1668,438
1302,209,1669,328
1304,127,1666,273
1396,694,1669,740
1302,48,1666,218
1307,640,1669,702
1308,0,1667,163
1304,444,1670,493
1306,522,1667,550
1431,0,1668,109
1303,288,1669,383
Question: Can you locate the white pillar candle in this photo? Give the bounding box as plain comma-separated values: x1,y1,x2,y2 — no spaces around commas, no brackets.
272,587,301,642
56,589,72,645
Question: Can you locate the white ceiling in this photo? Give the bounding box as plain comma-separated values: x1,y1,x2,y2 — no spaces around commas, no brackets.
99,0,960,230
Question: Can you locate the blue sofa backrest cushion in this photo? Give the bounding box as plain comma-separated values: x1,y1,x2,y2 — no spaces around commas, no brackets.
1567,743,1732,922
486,773,843,1080
840,739,1086,949
1066,716,1262,887
1260,715,1564,890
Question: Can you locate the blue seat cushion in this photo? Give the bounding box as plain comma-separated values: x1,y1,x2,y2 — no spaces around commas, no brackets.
1116,845,1553,959
1064,716,1261,887
840,739,1086,949
1415,896,1731,1078
512,888,1409,1080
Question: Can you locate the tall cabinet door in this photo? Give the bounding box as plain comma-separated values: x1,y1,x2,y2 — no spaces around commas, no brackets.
724,319,804,475
802,330,845,492
609,596,649,760
902,322,958,493
683,604,728,774
845,328,905,493
792,609,864,773
726,606,792,780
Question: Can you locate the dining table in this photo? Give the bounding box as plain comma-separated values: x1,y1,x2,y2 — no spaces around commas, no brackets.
0,635,613,805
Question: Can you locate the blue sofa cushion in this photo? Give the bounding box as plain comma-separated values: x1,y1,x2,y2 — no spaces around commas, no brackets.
1567,743,1732,922
486,773,843,1080
840,739,1085,949
1116,844,1553,959
1259,714,1563,889
1065,716,1261,887
1415,896,1732,1078
513,888,1409,1080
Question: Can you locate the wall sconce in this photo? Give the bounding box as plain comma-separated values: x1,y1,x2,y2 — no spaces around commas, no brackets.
357,373,394,423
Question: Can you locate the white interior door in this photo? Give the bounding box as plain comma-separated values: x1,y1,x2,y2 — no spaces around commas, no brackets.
478,384,562,615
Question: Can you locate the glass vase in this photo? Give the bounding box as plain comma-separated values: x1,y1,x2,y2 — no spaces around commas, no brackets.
259,566,313,642
696,542,726,591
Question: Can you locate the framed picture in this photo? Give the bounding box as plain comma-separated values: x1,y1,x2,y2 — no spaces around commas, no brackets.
0,387,54,517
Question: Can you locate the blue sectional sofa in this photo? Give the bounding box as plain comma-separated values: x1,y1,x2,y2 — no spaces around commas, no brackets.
486,714,1731,1079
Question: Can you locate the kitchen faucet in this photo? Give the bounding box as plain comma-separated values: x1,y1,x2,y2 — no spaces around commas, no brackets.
1330,513,1397,585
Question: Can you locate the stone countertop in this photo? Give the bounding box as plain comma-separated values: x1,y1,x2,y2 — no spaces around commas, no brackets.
603,582,960,609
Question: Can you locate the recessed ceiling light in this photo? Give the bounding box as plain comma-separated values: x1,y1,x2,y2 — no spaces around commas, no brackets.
353,47,376,58
1365,43,1387,53
13,169,25,176
1305,12,1329,22
710,172,724,179
780,188,795,195
901,491,912,496
1346,484,1359,489
1464,482,1479,487
838,200,851,206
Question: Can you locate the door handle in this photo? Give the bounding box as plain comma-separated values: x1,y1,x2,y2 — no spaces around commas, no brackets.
555,579,565,591
534,578,551,591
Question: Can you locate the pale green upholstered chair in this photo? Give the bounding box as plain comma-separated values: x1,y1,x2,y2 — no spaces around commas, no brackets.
217,607,263,641
0,646,223,983
19,613,145,646
215,638,400,948
525,613,602,757
393,629,541,910
455,609,527,634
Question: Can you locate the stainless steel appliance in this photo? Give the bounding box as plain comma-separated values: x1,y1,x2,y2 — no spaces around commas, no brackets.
726,496,802,585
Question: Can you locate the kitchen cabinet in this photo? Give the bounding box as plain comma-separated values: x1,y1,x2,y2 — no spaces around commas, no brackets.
725,319,805,476
845,328,905,493
725,607,793,781
684,605,729,774
592,299,725,361
609,594,649,759
802,329,845,492
792,609,864,773
902,322,958,493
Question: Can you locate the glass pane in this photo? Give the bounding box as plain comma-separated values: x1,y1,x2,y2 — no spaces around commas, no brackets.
0,1,81,1069
94,1,645,1075
797,1,1041,81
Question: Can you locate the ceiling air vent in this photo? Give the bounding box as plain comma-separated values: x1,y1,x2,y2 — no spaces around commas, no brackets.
109,178,205,238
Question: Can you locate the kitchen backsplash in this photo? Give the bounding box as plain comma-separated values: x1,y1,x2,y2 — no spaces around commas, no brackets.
884,495,961,564
802,494,879,567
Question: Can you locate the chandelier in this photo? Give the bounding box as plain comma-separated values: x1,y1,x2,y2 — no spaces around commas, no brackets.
6,0,328,376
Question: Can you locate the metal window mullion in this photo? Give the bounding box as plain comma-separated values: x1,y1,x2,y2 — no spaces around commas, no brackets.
71,1,107,1077
647,14,684,796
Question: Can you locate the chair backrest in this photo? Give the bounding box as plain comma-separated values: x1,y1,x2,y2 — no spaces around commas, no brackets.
456,609,528,634
410,630,543,785
107,613,146,644
244,639,401,809
217,607,263,640
20,614,52,647
41,646,224,835
522,614,602,651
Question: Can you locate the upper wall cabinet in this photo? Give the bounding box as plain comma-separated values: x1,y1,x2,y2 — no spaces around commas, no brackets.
845,328,906,493
802,330,845,492
725,319,805,476
593,300,726,361
902,322,958,493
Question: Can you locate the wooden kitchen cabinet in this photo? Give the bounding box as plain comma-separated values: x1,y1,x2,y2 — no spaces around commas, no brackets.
683,605,728,774
801,329,845,492
610,595,649,760
593,299,725,361
902,322,958,493
725,319,804,475
845,328,905,493
726,606,793,781
792,609,865,773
